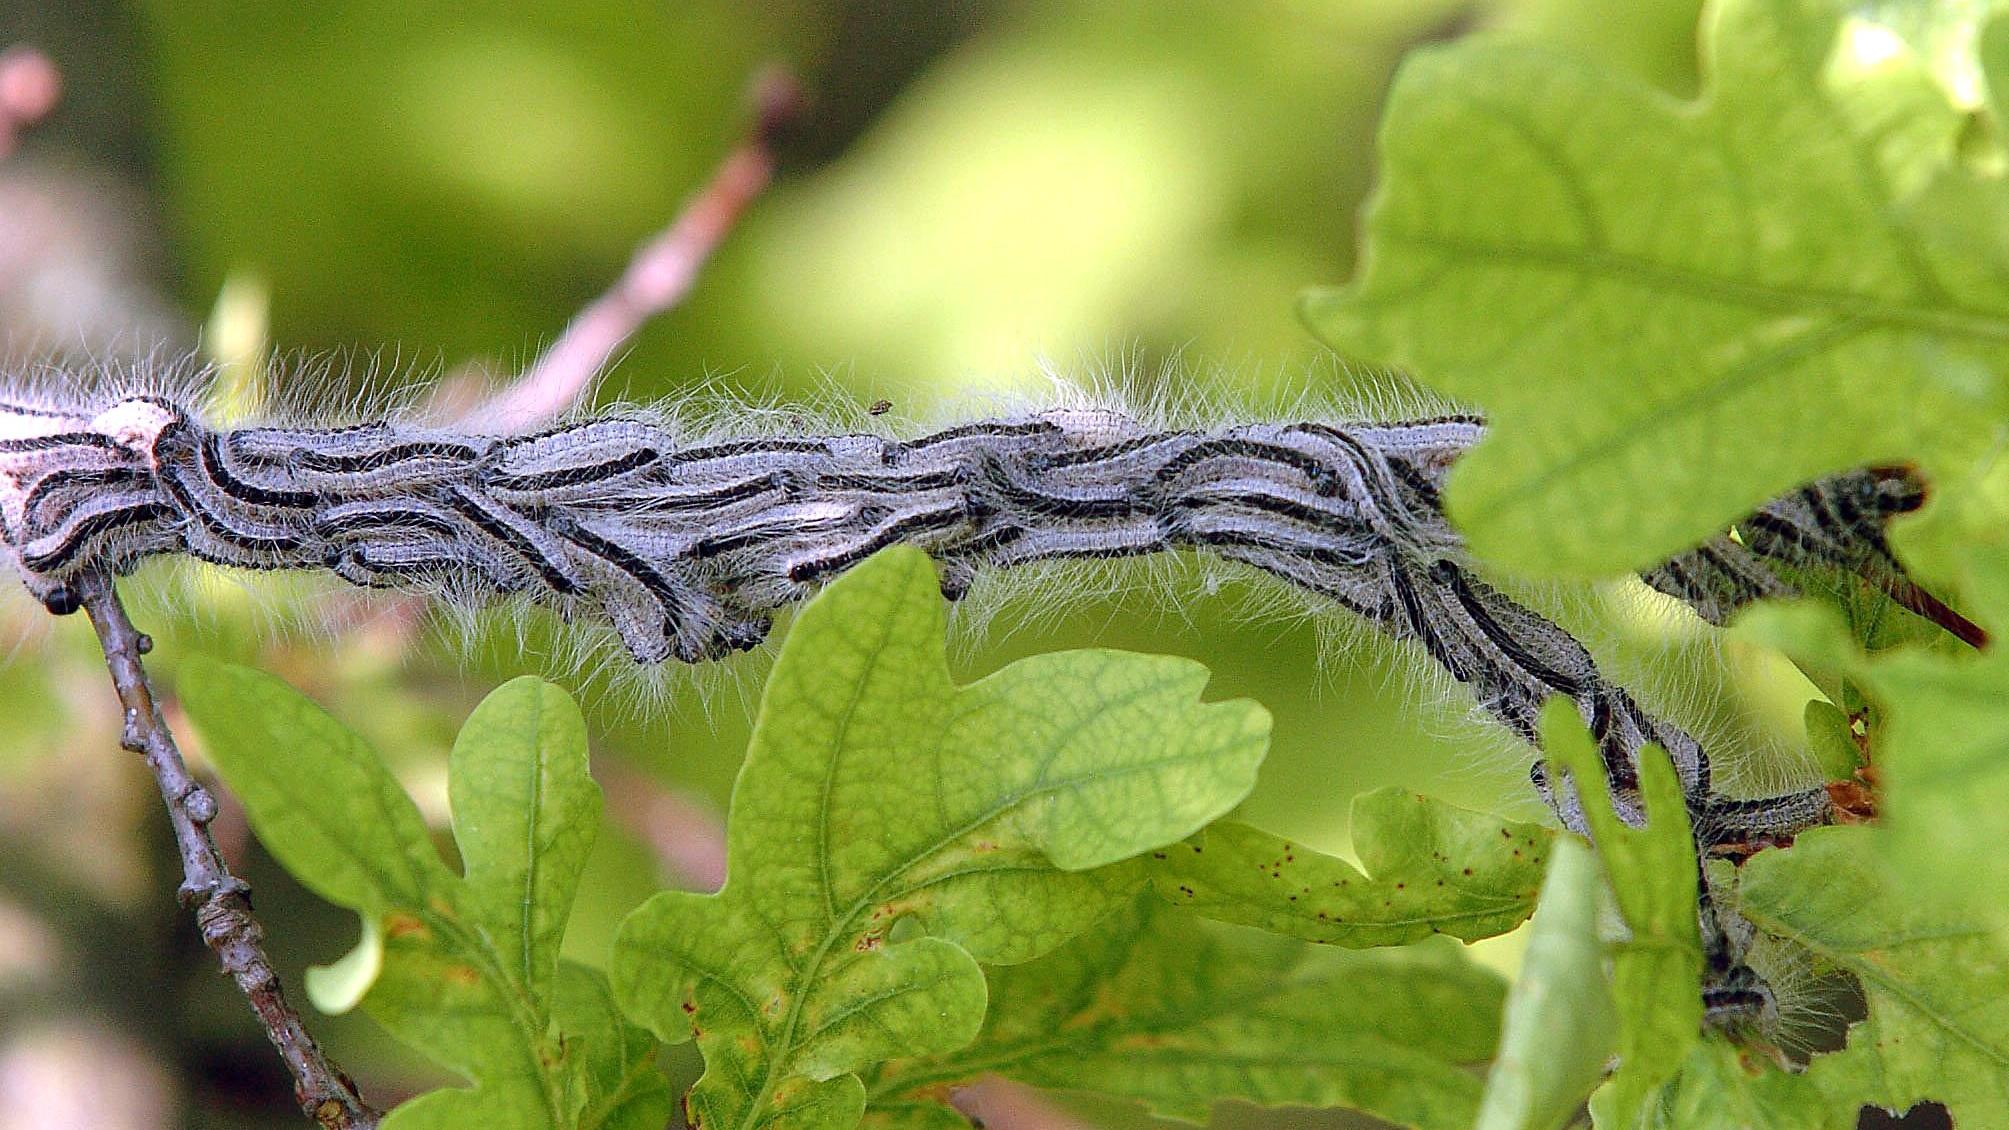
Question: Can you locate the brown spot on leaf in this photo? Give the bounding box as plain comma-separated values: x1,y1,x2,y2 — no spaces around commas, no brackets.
382,912,428,939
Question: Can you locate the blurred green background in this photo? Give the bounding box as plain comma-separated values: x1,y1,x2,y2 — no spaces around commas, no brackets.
0,2,1814,1127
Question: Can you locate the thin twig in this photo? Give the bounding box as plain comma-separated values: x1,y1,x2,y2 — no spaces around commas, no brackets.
462,66,804,433
73,569,381,1130
1878,569,1989,649
0,45,60,162
598,759,729,892
951,1078,1102,1130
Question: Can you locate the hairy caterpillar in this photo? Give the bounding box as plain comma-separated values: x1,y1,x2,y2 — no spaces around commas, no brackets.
0,371,1943,1029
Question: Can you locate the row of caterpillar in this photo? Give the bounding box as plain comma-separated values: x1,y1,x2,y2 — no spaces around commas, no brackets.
0,384,1936,1026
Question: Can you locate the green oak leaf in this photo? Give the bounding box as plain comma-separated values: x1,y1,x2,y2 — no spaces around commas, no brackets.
1540,701,1703,1127
1147,789,1552,946
1741,825,2009,1127
1738,550,2009,931
1987,10,2009,128
1626,1038,1826,1130
178,663,666,1130
1860,0,2003,110
1305,0,2009,575
862,895,1504,1130
1472,835,1616,1130
609,547,1270,1130
1861,557,2009,925
1802,698,1863,781
553,965,681,1130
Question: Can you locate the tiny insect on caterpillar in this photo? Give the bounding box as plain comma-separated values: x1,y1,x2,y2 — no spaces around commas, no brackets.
0,373,1948,1029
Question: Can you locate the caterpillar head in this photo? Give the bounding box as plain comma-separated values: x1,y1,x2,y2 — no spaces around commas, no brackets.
0,394,185,612
89,395,182,457
1703,960,1781,1035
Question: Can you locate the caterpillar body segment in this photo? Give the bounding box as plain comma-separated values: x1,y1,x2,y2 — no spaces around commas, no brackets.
0,392,1923,819
0,388,1944,1027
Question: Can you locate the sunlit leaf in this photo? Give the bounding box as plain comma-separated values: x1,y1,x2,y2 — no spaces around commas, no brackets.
1541,702,1702,1127
180,665,666,1129
1738,553,2009,933
1472,836,1615,1130
1305,0,2009,576
1147,789,1551,946
609,548,1270,1130
1626,1038,1826,1130
1742,825,2009,1127
864,896,1503,1130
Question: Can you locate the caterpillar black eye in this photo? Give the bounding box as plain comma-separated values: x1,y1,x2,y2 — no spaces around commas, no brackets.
39,583,81,615
1875,469,1927,513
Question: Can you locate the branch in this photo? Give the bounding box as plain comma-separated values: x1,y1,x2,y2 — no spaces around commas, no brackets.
0,45,60,161
598,759,729,892
1878,569,1988,649
951,1078,1102,1130
461,66,804,433
73,569,381,1130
